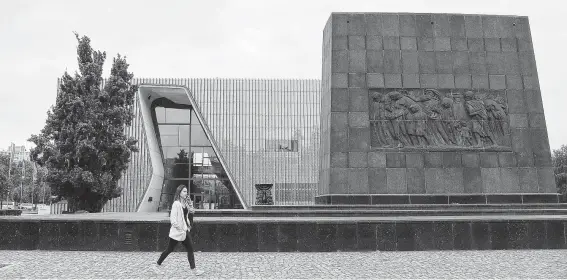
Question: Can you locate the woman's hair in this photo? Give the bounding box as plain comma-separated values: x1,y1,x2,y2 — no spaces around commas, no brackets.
172,184,188,204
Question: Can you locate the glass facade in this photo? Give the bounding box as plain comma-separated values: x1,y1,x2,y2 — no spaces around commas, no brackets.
152,101,241,210
80,78,322,211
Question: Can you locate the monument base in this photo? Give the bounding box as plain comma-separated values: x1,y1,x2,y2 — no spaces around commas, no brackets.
315,193,561,205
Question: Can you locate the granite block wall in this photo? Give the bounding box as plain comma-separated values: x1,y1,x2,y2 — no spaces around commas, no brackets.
319,13,556,198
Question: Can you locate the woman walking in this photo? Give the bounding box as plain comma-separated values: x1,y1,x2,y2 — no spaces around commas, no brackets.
153,185,204,276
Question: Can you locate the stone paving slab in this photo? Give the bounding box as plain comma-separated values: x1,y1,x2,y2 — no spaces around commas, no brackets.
1,250,566,279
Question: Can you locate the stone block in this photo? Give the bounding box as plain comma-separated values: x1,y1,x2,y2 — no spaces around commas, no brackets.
453,51,470,74
425,152,443,168
348,73,366,88
486,52,505,74
367,36,383,50
384,74,402,88
531,129,552,167
420,74,438,88
514,17,532,39
465,15,483,38
462,153,479,167
469,52,487,74
330,167,348,187
451,37,468,51
331,112,348,130
332,50,348,72
471,222,491,250
509,114,528,128
524,90,544,113
506,75,523,90
348,14,366,35
348,168,369,193
402,74,420,88
349,89,369,112
522,76,539,90
406,153,424,168
331,88,349,112
519,53,537,76
277,224,298,252
438,74,455,88
348,152,368,168
258,224,278,252
463,168,482,193
501,38,518,52
330,127,348,152
537,167,556,193
450,15,466,37
484,38,501,52
368,151,386,167
434,37,451,51
407,168,426,194
382,14,399,36
472,75,489,89
480,152,499,168
239,224,259,252
348,112,370,127
366,50,384,73
529,113,546,129
365,14,383,36
506,90,527,114
349,127,370,151
418,51,436,73
467,38,485,52
489,75,506,90
399,14,417,36
332,36,348,50
433,14,451,37
330,152,348,167
332,14,348,36
418,37,435,51
387,168,407,193
349,50,367,72
386,153,406,168
402,51,419,73
416,14,433,37
481,168,502,193
383,50,401,73
369,168,387,193
453,222,472,250
482,16,500,38
455,74,472,88
518,38,534,53
499,17,515,38
367,73,385,88
348,35,366,50
331,73,348,88
425,168,464,193
500,167,520,192
519,167,539,192
383,36,400,50
503,52,520,74
436,51,453,74
499,152,518,167
401,37,417,50
511,128,534,167
442,152,461,167
357,223,377,251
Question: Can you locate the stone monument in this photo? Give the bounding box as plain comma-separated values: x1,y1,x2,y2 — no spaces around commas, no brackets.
317,13,558,204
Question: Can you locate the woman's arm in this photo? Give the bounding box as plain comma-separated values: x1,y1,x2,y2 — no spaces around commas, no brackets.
169,202,183,230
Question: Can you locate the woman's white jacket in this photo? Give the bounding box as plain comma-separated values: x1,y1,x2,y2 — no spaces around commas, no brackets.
169,200,193,241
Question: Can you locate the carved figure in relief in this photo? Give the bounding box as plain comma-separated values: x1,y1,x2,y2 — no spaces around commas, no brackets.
406,104,430,146
464,91,494,146
440,97,457,145
385,91,412,147
485,97,508,138
454,121,473,146
370,92,393,147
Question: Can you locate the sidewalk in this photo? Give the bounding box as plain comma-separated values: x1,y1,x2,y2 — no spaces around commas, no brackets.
1,250,566,279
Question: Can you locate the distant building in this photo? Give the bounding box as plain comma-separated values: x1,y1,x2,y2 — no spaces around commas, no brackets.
5,143,30,163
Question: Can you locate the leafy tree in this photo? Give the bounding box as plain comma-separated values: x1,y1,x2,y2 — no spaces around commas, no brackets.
0,154,10,208
28,33,138,212
553,145,567,202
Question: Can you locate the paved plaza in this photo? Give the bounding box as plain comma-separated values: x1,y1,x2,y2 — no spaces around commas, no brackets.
1,250,566,279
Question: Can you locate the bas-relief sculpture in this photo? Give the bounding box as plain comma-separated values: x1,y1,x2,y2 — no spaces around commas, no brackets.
370,89,511,150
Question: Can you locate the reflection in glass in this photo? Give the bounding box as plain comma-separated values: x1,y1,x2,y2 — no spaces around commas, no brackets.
160,135,179,147
156,107,166,123
179,125,190,146
191,125,209,146
166,108,190,123
158,124,179,135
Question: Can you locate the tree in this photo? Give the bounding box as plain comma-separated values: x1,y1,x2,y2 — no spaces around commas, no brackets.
553,145,567,202
28,33,138,212
0,154,10,208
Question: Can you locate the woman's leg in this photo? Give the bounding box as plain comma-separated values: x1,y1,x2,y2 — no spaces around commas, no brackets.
157,237,178,265
180,231,196,269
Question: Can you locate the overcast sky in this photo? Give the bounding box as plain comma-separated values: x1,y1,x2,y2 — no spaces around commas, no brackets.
0,0,565,151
